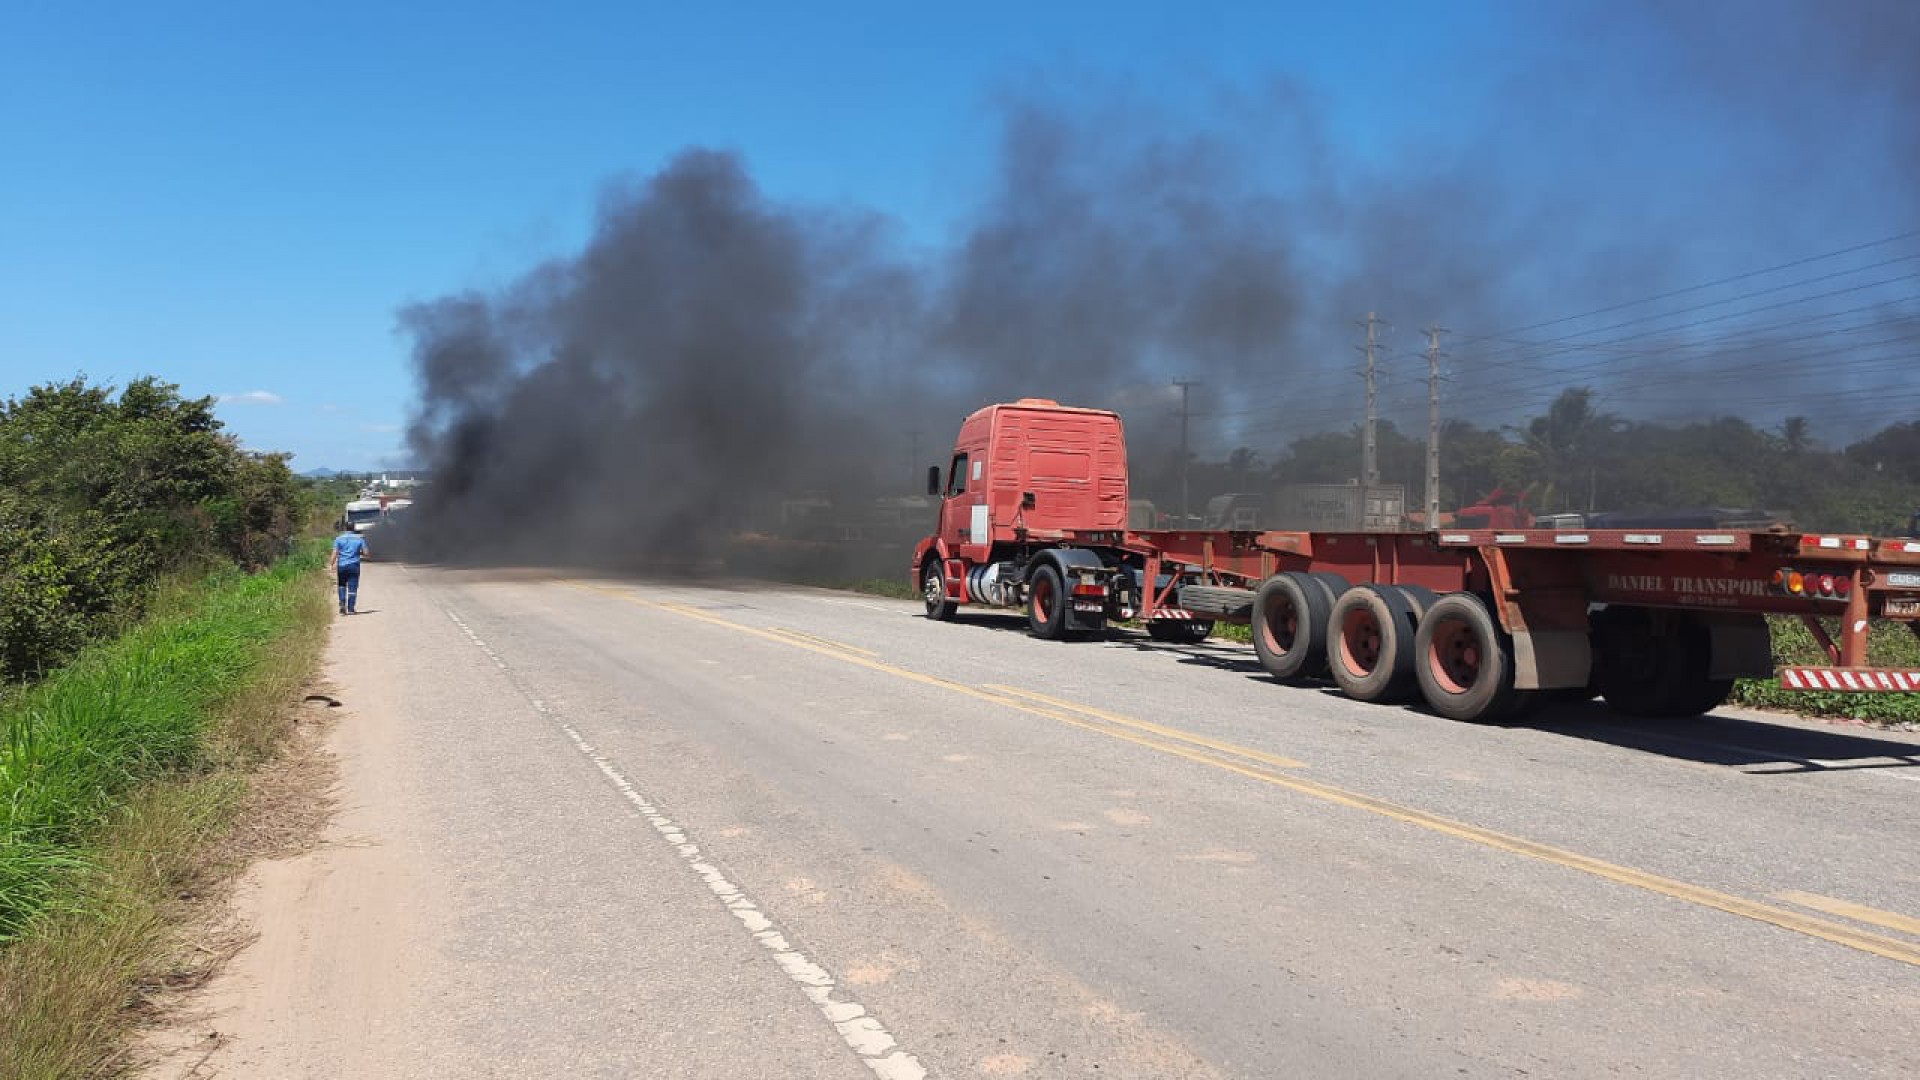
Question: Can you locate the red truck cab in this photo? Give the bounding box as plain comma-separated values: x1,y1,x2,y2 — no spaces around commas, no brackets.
925,399,1129,565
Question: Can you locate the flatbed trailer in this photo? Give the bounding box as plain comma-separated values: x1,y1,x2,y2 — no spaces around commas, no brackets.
912,399,1920,723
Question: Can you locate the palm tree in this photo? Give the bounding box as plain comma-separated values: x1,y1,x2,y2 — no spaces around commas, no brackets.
1510,388,1622,512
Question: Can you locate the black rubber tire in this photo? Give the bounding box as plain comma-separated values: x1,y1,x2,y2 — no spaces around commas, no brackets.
1592,607,1733,719
1327,585,1419,703
1393,583,1438,625
1027,564,1070,640
1306,572,1351,607
1252,572,1332,680
1414,592,1526,722
1148,619,1215,644
922,559,957,621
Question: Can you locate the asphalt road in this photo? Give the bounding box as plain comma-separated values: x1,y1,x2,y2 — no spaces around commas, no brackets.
189,563,1920,1078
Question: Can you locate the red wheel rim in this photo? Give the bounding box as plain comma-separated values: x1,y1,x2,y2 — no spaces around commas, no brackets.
1034,577,1054,623
1258,596,1297,655
1338,607,1381,676
1427,618,1480,694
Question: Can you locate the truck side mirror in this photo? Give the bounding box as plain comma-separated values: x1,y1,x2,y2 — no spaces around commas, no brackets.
927,466,941,497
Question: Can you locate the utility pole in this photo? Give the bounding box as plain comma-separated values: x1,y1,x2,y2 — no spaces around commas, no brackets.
1173,378,1202,525
1424,326,1448,525
1357,313,1384,487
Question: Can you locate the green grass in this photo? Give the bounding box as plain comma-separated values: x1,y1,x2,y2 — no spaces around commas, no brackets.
0,540,331,1078
1730,616,1920,724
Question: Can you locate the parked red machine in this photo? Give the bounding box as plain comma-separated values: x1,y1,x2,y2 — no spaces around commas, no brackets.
912,399,1920,722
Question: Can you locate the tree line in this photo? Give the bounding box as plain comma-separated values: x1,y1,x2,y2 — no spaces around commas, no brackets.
0,378,309,686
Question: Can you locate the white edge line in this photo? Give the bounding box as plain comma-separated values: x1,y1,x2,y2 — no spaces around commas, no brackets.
439,606,928,1080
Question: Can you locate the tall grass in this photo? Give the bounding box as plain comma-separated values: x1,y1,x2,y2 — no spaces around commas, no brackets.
0,541,330,1078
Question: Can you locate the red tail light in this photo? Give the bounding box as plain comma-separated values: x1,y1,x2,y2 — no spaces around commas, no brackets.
1817,574,1836,596
1833,576,1852,597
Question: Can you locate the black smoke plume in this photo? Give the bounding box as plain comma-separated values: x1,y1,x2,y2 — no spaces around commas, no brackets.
400,2,1919,569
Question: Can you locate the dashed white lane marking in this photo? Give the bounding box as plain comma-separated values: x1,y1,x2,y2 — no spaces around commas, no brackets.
441,605,928,1080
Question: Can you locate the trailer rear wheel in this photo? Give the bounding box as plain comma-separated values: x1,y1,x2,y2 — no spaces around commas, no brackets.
1393,583,1437,625
1306,572,1351,606
1252,572,1331,680
1414,592,1526,722
1027,564,1070,640
1591,607,1733,718
1148,619,1214,644
922,560,957,621
1328,585,1418,703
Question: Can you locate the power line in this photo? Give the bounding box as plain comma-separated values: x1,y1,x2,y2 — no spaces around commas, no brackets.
1454,228,1920,345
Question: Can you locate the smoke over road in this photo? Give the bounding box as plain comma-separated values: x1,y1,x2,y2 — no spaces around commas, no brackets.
400,2,1919,569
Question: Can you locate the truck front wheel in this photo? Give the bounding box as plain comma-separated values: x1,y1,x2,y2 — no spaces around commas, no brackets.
922,560,957,621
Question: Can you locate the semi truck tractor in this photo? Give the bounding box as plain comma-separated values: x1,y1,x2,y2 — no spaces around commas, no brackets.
912,399,1920,723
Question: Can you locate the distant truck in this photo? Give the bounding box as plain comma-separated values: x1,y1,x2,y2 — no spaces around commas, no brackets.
912,398,1920,723
341,496,411,535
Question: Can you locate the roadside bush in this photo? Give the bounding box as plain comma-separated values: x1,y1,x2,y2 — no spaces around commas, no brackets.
0,378,301,687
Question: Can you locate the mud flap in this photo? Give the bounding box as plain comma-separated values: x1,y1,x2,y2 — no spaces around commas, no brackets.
1511,628,1591,691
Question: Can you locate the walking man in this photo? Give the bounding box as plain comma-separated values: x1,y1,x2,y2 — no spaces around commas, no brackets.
329,527,369,615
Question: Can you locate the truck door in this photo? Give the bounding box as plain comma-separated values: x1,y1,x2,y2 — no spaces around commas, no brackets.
940,450,972,552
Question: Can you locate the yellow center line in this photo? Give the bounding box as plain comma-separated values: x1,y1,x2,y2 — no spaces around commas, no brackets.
1775,890,1920,937
561,579,1920,968
768,627,881,657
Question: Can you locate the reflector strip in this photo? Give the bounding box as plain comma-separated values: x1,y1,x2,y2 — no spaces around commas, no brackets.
1149,609,1196,620
1624,534,1663,544
1696,535,1737,546
1779,668,1920,692
1905,542,1920,553
1818,536,1842,548
1554,534,1590,544
1440,533,1472,543
1495,533,1526,543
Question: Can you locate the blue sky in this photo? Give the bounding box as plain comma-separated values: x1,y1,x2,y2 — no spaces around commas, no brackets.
3,2,1915,470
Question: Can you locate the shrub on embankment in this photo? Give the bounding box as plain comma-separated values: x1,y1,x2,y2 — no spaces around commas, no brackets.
1730,616,1920,725
0,541,331,1078
0,377,303,691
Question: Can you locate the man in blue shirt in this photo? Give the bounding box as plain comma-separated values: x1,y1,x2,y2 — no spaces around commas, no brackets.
328,529,370,615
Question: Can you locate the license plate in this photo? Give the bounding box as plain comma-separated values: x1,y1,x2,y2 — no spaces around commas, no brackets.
1888,571,1920,588
1886,599,1920,618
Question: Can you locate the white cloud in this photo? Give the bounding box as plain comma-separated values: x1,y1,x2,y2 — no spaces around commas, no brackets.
218,390,284,406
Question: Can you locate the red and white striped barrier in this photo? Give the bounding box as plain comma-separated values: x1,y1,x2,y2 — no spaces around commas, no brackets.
1779,667,1920,692
1147,609,1200,620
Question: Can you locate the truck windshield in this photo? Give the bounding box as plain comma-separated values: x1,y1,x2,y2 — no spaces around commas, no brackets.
347,508,383,524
